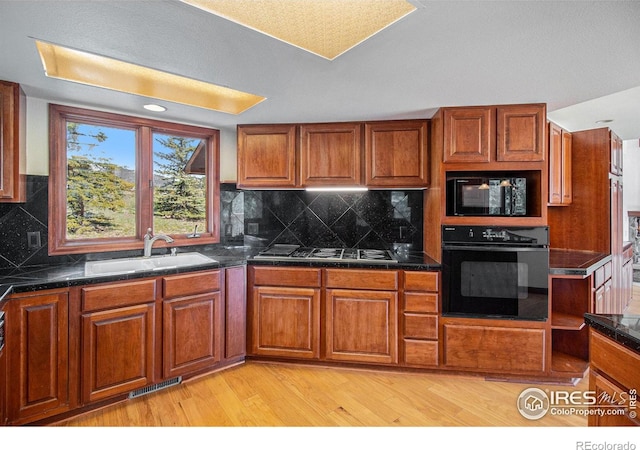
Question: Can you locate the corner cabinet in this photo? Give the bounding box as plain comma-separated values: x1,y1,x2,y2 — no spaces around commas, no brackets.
0,80,26,203
6,289,70,425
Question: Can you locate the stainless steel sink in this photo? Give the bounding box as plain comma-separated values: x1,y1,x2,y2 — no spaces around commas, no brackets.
84,252,217,276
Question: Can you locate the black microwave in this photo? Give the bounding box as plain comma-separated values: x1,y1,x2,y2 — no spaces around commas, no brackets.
447,177,527,217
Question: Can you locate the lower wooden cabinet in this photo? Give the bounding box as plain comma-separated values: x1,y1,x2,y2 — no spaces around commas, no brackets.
224,265,247,361
6,290,70,424
443,322,546,373
402,271,439,367
588,329,640,426
82,302,156,403
0,305,6,426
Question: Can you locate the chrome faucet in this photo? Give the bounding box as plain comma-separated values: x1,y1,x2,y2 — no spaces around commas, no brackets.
143,228,174,257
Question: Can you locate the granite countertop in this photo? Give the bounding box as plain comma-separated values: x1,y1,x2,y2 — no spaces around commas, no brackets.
549,248,611,276
585,313,640,353
0,246,441,304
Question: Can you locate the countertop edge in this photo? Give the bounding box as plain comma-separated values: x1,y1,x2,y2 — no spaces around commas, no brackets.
585,313,640,353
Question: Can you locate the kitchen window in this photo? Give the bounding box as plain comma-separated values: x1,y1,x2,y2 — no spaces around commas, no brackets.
49,104,220,255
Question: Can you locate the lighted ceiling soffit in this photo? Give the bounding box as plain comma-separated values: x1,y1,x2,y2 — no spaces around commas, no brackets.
35,40,265,114
180,0,417,60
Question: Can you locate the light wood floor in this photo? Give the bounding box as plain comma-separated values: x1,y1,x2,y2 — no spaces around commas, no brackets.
52,284,640,429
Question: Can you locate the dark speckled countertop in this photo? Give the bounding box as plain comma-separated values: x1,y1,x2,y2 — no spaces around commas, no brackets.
0,246,441,305
549,248,611,276
585,313,640,353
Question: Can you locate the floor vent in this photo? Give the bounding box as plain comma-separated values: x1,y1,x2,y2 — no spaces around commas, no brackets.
128,376,182,399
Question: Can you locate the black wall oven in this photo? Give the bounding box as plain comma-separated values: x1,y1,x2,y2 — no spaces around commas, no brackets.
442,226,549,321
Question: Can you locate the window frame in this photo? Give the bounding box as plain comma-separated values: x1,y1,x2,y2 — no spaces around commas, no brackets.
49,104,220,255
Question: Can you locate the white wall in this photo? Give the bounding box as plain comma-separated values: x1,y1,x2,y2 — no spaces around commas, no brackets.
24,97,238,181
623,139,640,242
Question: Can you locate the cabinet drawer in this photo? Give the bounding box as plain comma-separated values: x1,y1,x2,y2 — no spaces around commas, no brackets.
623,245,633,261
325,269,398,290
163,270,221,299
404,339,438,366
594,266,605,288
404,313,437,339
404,271,438,292
603,261,612,281
252,267,321,288
82,279,157,312
404,292,438,313
590,329,640,391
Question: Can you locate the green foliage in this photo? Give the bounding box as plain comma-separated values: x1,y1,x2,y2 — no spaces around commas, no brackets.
153,136,206,221
66,122,132,235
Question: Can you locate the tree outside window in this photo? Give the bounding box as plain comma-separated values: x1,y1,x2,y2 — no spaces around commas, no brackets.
49,104,220,255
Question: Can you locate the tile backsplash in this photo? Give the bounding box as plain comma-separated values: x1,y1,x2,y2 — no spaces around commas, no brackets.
0,178,423,269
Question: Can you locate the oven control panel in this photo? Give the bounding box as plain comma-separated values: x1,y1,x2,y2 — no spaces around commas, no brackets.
442,226,549,246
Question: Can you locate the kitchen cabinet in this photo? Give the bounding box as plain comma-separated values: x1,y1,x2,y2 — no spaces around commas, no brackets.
162,271,223,379
364,120,429,187
325,269,398,365
548,121,572,205
401,271,439,367
237,124,297,188
80,279,158,404
299,122,362,187
622,244,633,312
6,289,70,424
248,267,322,359
0,80,26,203
224,265,247,361
441,103,546,164
588,329,640,426
549,127,625,312
238,120,430,188
442,321,546,373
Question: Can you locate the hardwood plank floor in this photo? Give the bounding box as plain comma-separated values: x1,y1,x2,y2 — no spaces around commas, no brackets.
56,362,588,427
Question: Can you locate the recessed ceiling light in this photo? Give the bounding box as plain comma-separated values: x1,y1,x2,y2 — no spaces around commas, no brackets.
35,40,266,114
595,119,613,124
143,104,167,112
180,0,416,60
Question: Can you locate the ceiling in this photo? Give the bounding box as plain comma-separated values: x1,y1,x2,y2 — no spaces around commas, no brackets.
1,0,639,140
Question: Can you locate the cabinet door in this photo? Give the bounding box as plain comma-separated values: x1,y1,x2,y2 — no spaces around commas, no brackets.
299,122,362,186
548,122,572,205
325,289,398,364
589,371,639,426
250,286,321,359
364,120,428,187
7,291,69,424
225,265,246,361
237,124,297,188
610,131,623,176
163,292,222,378
496,104,546,162
82,303,156,404
443,107,493,163
0,80,25,202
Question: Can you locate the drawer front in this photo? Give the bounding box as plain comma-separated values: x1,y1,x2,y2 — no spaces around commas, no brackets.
404,313,437,339
594,266,605,287
82,279,157,312
404,339,438,366
404,292,438,313
325,269,398,290
163,270,221,299
252,266,321,288
590,329,640,391
603,261,612,281
404,271,438,292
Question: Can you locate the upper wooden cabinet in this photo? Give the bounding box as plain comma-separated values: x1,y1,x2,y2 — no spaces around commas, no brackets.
237,119,429,189
442,103,546,164
548,121,572,206
299,122,362,187
237,124,297,188
364,120,428,187
0,80,26,203
610,130,623,176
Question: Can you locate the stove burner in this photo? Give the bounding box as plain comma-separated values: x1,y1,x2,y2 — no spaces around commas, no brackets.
254,247,397,263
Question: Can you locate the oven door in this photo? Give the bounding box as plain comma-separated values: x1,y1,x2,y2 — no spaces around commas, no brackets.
442,245,548,321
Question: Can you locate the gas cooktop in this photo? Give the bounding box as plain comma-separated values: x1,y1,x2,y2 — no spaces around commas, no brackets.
254,245,398,263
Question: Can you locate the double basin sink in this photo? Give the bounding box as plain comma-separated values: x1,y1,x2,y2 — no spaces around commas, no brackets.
84,252,217,276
